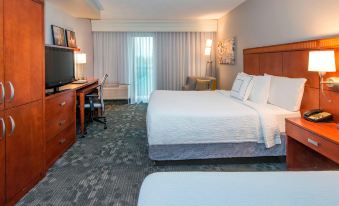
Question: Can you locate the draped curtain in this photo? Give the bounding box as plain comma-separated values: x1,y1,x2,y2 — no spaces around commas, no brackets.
93,32,215,103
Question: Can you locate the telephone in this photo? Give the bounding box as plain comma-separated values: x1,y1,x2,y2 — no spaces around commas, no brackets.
303,109,333,122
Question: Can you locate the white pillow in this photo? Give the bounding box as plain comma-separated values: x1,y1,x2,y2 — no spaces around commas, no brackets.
265,74,307,112
248,76,271,104
230,72,254,101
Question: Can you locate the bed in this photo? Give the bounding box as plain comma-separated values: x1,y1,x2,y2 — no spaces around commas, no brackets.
147,90,300,161
138,172,339,206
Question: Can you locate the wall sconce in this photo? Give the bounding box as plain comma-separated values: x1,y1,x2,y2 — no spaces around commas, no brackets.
308,50,338,92
205,47,212,56
206,39,213,48
325,77,339,87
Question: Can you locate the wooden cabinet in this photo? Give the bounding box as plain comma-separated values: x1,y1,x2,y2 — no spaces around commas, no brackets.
5,101,44,202
0,0,45,204
0,0,4,204
4,0,43,109
46,91,75,141
286,118,339,170
0,0,4,112
45,90,76,167
46,123,75,168
0,111,4,206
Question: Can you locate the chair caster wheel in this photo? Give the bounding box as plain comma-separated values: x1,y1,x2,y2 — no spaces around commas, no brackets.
104,126,107,129
80,135,86,138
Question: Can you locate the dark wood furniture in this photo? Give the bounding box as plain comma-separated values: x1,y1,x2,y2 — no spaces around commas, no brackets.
60,78,99,136
0,0,4,204
243,37,339,120
1,0,45,205
244,37,339,171
286,118,339,170
45,79,99,167
45,90,76,167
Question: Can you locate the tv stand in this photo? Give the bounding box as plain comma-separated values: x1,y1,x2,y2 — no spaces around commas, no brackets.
44,78,99,166
46,87,60,96
53,87,60,93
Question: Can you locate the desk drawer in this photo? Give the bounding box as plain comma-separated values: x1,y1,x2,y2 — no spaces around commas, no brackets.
46,91,75,141
286,121,339,164
46,123,75,167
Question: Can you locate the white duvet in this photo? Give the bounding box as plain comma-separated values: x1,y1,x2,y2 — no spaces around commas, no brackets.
147,90,300,148
138,172,339,206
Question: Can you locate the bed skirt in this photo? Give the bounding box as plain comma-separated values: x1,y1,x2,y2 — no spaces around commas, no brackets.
149,134,286,161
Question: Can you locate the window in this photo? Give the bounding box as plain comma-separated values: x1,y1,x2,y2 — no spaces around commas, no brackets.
133,36,154,103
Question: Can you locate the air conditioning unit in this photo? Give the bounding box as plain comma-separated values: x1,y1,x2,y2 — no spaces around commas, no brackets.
103,84,129,100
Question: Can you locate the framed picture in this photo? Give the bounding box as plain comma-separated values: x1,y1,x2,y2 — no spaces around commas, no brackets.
51,25,66,46
66,30,77,48
217,37,236,65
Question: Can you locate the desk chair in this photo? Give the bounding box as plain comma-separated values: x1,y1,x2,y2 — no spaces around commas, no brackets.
84,74,108,131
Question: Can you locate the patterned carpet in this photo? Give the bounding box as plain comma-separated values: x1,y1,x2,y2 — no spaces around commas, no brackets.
18,104,286,206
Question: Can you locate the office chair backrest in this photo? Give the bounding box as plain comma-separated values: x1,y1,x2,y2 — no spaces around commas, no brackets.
100,74,109,86
99,74,108,112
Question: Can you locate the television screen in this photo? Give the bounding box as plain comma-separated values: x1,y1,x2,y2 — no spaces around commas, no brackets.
45,46,75,89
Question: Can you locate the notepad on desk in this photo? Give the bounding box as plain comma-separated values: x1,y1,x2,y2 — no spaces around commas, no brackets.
73,80,88,84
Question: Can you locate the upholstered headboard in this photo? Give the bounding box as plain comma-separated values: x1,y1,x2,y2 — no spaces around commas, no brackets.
243,37,339,121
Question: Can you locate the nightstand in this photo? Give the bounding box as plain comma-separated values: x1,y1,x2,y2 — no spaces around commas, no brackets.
285,118,339,170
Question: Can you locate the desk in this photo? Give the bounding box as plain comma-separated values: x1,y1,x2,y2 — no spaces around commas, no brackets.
286,118,339,170
60,78,99,136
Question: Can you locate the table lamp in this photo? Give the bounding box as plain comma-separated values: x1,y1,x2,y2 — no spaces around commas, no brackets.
76,53,87,80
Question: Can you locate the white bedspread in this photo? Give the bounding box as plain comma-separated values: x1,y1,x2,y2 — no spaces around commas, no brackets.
147,90,299,148
138,172,339,206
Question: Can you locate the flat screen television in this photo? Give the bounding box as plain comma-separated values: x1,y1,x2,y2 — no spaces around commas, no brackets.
45,46,75,90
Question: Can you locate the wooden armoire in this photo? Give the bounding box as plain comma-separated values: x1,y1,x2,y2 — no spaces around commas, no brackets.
0,0,45,205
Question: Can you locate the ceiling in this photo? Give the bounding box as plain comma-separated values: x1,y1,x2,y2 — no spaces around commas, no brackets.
46,0,102,19
47,0,246,20
99,0,246,20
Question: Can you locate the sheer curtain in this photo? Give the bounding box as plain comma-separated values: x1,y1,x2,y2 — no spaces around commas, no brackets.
93,32,215,103
153,32,215,90
93,32,129,84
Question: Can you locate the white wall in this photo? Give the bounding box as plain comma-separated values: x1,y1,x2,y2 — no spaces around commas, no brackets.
45,2,94,77
217,0,339,89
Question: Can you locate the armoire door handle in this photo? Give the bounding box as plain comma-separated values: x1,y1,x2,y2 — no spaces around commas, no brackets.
7,81,14,101
8,116,15,136
0,82,4,104
0,118,5,139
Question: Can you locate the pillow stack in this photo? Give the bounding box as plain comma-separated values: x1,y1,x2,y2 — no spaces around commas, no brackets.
230,72,307,112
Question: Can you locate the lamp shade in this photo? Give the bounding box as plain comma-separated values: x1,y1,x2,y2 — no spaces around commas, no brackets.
206,39,213,48
308,50,336,72
205,47,211,56
76,53,87,64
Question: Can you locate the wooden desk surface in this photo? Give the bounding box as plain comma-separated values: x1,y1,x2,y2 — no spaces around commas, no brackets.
286,118,339,145
59,78,99,92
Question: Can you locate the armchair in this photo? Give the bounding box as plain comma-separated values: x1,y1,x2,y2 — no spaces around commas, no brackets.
182,76,217,91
